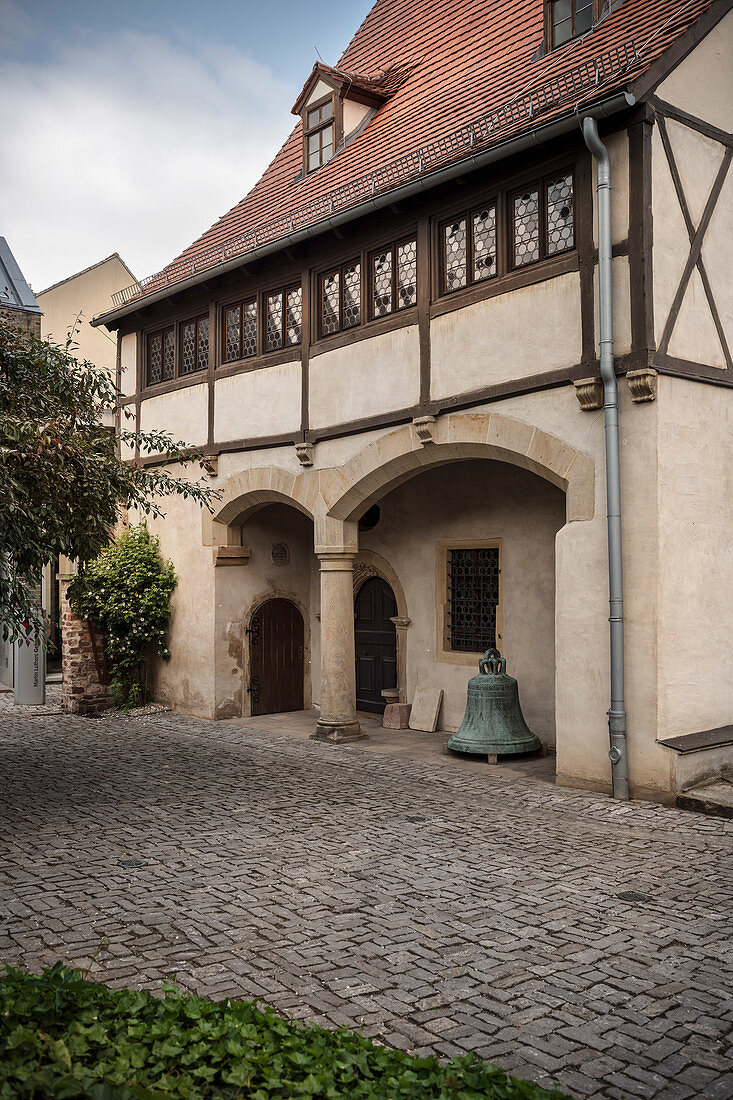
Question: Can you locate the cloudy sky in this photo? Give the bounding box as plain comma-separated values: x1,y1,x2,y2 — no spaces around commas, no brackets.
0,0,372,292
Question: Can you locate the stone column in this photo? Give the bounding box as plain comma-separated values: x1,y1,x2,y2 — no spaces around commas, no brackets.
312,551,365,743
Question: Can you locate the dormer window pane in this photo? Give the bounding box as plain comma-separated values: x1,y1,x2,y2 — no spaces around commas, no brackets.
550,0,595,46
305,96,335,173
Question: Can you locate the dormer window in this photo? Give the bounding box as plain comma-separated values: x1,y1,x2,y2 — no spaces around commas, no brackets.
548,0,595,47
293,62,399,176
305,97,335,172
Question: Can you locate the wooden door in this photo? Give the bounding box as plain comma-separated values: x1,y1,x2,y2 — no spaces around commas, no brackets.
249,598,304,716
355,577,397,713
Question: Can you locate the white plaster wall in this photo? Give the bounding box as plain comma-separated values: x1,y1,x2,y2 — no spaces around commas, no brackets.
665,119,727,228
700,167,733,361
343,98,370,137
652,126,690,348
136,483,217,718
656,375,733,740
214,361,301,441
359,461,565,742
656,9,733,134
120,333,137,398
593,129,629,246
140,383,208,446
305,80,333,107
430,274,582,400
309,325,420,429
594,255,632,357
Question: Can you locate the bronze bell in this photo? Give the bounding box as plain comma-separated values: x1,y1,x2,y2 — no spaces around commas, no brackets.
447,648,542,761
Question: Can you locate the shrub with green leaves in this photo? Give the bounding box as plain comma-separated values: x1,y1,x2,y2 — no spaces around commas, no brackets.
68,524,176,709
0,964,569,1099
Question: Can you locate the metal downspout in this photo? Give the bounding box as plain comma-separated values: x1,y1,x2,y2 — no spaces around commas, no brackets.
581,116,629,801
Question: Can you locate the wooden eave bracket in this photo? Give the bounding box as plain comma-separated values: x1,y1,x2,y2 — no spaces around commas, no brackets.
213,546,251,567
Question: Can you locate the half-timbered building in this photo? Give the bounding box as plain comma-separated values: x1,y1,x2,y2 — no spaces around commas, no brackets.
94,0,733,802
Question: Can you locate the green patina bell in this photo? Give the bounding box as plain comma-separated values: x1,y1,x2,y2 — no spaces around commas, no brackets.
447,648,542,760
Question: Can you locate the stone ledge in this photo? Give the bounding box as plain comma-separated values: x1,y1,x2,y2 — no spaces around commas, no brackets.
657,725,733,754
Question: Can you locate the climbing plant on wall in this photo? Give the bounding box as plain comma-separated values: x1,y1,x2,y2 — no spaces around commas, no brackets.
68,524,176,709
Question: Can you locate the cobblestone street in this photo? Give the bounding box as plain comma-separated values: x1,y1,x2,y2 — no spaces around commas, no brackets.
1,710,731,1099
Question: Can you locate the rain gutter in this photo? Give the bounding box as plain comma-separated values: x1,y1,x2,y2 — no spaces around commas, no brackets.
581,115,629,801
93,90,635,329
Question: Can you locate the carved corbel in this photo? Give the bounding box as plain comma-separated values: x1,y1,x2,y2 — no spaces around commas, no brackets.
295,441,314,467
412,415,437,444
573,377,603,411
627,367,657,403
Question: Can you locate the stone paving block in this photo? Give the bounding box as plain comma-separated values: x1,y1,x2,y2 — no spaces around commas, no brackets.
0,709,731,1100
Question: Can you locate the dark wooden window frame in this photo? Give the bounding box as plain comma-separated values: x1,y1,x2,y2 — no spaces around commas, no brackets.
303,92,340,175
317,258,362,338
146,325,175,386
220,283,302,366
179,313,209,377
544,0,600,51
438,201,498,297
368,236,418,320
509,167,575,271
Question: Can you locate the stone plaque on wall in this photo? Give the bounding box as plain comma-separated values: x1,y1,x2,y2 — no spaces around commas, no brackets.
271,543,290,566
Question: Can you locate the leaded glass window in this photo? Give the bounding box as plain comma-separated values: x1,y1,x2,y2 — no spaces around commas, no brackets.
546,173,574,254
320,261,361,335
148,332,162,385
163,329,175,380
510,170,574,269
447,547,500,653
180,315,208,376
441,206,495,294
285,287,302,346
396,239,417,308
225,305,241,362
266,292,283,351
513,189,540,267
243,300,257,357
369,238,417,319
444,219,467,291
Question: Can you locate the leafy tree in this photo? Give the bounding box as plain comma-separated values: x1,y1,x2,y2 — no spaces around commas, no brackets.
0,316,218,644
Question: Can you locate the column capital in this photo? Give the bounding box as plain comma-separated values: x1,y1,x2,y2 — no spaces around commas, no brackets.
315,547,358,566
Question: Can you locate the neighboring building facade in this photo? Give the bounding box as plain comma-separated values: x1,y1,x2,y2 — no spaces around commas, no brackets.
95,0,733,802
0,238,43,688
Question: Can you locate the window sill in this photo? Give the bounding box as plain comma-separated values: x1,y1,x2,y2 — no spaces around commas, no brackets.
141,371,208,399
431,250,578,320
216,345,302,378
311,306,418,358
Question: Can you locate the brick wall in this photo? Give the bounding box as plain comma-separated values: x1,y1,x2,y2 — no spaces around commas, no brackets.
60,580,109,715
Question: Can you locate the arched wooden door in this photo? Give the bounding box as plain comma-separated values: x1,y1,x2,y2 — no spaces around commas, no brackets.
355,577,397,713
249,598,304,716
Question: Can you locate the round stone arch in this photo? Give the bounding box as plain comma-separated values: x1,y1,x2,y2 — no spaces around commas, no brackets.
322,412,595,525
202,465,316,548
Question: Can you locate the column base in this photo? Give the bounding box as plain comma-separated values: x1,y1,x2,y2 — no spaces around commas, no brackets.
311,717,367,744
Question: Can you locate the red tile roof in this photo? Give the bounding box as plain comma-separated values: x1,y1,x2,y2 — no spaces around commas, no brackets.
114,0,719,310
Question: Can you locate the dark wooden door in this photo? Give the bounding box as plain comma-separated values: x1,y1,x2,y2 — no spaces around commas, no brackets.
249,598,304,716
355,577,397,713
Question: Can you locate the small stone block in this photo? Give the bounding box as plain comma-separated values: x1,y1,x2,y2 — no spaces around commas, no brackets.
383,703,411,730
409,687,443,732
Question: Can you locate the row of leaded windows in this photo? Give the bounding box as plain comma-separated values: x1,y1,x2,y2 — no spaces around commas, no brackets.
146,177,574,384
147,317,207,386
223,286,302,363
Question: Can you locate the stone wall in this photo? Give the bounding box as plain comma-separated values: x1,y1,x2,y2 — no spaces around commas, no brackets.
60,579,109,715
0,306,41,336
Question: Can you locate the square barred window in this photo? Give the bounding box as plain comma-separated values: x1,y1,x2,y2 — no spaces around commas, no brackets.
447,546,500,653
440,205,495,295
320,261,361,336
369,238,417,319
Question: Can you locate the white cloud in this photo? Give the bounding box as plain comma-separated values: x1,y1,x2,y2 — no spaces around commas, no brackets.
0,9,295,290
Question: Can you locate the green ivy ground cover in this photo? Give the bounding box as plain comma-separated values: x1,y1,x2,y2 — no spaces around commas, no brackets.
0,964,570,1100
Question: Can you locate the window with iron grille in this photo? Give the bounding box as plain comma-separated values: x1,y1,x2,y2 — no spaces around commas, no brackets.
548,0,595,48
369,238,417,319
319,260,361,336
147,327,175,386
440,203,497,295
179,314,209,376
511,171,574,269
305,97,335,173
447,546,500,653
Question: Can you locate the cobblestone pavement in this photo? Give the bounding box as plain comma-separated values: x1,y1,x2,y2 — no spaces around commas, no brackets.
1,711,731,1099
0,682,63,714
